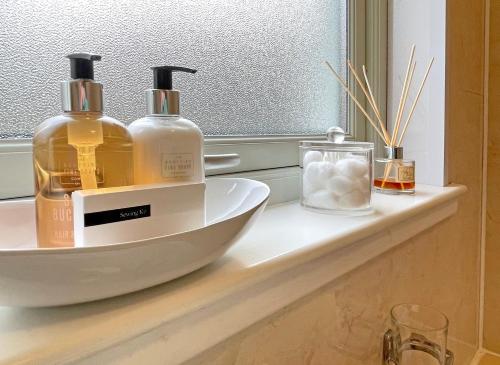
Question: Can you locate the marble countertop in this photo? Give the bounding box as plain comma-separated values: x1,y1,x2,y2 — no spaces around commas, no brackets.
0,184,467,365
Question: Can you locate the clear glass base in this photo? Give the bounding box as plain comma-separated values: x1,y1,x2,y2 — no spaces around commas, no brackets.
300,201,374,216
374,186,415,195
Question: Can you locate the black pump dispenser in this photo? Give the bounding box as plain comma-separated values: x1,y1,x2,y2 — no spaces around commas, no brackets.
146,66,197,115
151,66,197,90
66,53,102,80
61,53,104,112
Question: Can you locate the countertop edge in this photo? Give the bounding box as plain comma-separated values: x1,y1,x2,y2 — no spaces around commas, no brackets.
3,184,467,365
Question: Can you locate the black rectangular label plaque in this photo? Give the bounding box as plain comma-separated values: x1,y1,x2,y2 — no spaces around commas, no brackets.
84,205,151,227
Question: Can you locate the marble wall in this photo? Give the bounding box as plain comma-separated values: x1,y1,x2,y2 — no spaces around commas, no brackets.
185,1,486,363
484,0,500,353
186,212,479,365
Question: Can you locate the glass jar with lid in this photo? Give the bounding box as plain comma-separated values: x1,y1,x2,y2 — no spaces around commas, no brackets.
299,127,374,213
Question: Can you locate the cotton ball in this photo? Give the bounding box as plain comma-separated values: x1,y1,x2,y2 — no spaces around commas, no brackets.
338,189,370,209
303,150,323,167
305,190,339,209
302,175,318,197
336,158,369,179
304,161,338,190
316,161,339,179
326,175,356,196
357,174,371,193
304,162,324,191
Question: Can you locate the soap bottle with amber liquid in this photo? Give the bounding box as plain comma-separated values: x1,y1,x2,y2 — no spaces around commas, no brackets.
374,146,415,194
33,53,133,248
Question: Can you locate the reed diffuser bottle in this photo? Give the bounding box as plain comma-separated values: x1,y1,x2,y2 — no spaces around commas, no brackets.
33,53,133,248
374,146,415,194
325,44,433,195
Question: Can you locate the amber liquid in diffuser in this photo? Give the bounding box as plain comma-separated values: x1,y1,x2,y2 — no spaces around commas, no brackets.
373,178,415,190
33,113,133,248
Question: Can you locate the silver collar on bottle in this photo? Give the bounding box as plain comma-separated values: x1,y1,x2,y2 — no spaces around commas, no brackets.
61,79,103,112
385,146,404,159
146,89,180,115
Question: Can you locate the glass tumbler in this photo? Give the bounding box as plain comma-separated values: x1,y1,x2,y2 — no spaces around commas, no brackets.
383,304,454,365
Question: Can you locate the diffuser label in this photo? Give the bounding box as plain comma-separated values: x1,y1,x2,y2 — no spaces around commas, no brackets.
397,166,415,182
162,153,194,178
84,205,151,227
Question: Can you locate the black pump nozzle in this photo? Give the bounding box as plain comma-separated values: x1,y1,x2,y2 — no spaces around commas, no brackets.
66,53,102,80
151,66,197,90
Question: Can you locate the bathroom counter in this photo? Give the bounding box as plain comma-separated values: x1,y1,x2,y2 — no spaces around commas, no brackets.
0,184,466,365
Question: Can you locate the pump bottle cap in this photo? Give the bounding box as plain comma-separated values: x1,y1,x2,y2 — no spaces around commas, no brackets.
146,66,197,115
61,53,104,112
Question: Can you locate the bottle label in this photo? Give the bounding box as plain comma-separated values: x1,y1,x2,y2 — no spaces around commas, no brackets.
397,166,415,182
36,193,74,248
50,166,104,193
162,153,194,178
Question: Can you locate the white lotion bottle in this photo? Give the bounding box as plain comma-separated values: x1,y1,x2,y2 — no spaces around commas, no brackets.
129,66,204,185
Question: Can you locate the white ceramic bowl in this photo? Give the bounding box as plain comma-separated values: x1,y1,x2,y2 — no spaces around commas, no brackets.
0,178,269,307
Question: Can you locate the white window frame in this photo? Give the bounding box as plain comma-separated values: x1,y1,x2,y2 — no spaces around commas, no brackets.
0,0,387,200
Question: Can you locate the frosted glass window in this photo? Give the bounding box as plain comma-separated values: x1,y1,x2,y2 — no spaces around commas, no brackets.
0,0,347,138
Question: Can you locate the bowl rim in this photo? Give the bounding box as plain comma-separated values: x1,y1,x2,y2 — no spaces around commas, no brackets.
0,178,270,256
